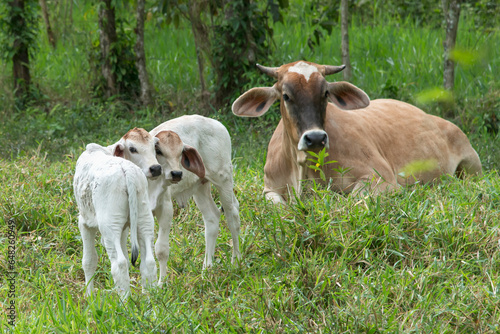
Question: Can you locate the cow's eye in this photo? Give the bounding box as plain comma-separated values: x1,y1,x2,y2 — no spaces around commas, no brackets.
324,91,329,98
155,148,163,156
283,94,290,101
129,147,138,153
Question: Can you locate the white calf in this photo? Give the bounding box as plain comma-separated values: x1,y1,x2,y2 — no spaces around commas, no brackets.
149,115,241,283
74,144,157,299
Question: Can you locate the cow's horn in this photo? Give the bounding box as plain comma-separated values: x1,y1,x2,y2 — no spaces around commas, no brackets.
256,64,279,78
324,65,346,75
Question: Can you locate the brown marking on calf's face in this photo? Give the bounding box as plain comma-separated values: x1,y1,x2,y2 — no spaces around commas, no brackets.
123,127,152,142
113,127,162,178
154,131,206,184
155,130,184,152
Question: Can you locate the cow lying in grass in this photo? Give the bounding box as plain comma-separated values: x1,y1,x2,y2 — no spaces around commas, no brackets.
232,60,482,203
148,115,241,284
73,128,161,299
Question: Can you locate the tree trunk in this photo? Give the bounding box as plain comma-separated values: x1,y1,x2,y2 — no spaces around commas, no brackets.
39,0,56,48
442,0,460,91
188,0,211,104
340,0,352,81
98,0,118,98
134,0,154,106
10,0,31,99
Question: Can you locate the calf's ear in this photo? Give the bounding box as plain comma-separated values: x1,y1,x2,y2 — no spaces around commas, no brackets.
181,145,205,179
327,81,370,110
113,142,125,158
232,85,280,117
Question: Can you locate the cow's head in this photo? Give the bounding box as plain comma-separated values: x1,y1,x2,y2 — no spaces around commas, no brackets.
112,127,163,178
232,60,370,152
154,130,205,185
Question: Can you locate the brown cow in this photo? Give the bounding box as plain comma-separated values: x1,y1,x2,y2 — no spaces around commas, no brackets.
232,60,482,204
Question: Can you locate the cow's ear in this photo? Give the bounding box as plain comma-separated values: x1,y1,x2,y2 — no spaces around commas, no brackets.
181,145,205,179
113,142,125,158
327,81,370,110
232,85,280,117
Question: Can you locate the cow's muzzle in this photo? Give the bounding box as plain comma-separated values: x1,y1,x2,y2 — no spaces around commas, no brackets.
298,130,329,151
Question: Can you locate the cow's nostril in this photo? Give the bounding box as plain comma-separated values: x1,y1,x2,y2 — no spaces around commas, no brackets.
171,170,183,181
305,135,312,147
304,132,327,148
150,165,162,177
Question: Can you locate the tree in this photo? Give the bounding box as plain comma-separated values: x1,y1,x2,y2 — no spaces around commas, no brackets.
135,0,154,106
1,0,38,101
155,0,280,108
166,0,212,104
98,0,118,98
187,0,211,104
340,0,351,81
442,0,461,91
39,0,56,49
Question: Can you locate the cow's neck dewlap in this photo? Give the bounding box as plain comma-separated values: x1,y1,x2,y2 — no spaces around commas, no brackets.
288,61,318,82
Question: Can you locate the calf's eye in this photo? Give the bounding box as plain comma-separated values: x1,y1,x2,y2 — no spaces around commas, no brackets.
324,91,329,98
129,147,138,153
155,149,163,156
283,94,290,101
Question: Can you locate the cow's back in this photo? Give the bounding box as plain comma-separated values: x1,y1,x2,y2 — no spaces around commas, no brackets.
324,99,481,187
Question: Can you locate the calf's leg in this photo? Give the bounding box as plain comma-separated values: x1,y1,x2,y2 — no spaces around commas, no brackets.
154,195,173,285
214,180,241,265
79,215,98,297
193,182,221,269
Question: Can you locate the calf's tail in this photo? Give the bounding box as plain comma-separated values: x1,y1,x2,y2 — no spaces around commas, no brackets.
124,169,140,267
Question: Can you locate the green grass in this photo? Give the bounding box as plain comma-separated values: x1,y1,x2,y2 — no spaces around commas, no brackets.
1,152,499,332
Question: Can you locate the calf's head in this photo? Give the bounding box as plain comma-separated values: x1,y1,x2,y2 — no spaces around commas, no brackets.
154,130,205,184
232,60,370,152
112,127,162,178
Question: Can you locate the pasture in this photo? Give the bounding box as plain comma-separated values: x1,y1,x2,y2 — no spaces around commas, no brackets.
1,2,500,332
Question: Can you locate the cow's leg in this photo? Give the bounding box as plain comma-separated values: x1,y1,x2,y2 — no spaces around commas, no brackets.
137,211,157,292
265,191,286,204
154,195,173,285
193,182,221,269
352,172,399,196
99,218,130,300
79,215,98,297
456,150,482,178
214,179,241,265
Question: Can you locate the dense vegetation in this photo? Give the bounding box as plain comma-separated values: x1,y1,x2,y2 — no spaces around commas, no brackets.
0,1,499,332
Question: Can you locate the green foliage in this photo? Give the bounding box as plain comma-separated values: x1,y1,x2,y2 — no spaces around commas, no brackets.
416,87,454,104
307,148,337,182
88,16,140,100
472,90,500,135
0,0,39,61
210,0,277,106
463,0,500,31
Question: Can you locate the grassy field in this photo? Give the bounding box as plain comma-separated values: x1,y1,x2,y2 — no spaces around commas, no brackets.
1,153,499,332
1,2,500,332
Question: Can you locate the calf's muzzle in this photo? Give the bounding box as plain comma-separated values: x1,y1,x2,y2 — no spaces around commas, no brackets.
149,164,162,177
